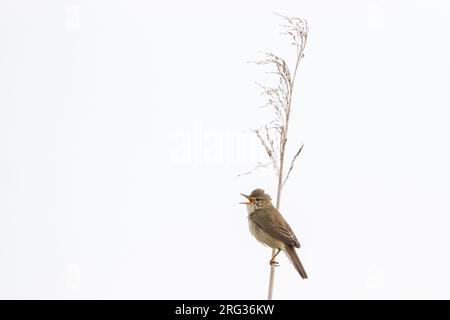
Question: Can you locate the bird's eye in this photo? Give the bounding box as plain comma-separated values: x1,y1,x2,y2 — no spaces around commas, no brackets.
256,198,260,201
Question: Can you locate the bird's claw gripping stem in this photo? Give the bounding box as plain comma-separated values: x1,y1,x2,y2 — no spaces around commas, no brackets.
270,260,279,267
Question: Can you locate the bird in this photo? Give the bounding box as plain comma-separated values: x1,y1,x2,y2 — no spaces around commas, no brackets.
240,188,307,279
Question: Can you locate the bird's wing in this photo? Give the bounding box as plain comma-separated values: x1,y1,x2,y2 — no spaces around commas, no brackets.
251,208,301,248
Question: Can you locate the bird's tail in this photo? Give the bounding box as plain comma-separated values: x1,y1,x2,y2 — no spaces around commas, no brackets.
284,245,308,279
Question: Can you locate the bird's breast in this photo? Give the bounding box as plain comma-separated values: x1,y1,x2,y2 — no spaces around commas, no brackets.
248,214,284,250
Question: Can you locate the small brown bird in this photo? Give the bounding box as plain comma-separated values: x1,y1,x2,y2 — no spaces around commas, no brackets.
240,188,307,279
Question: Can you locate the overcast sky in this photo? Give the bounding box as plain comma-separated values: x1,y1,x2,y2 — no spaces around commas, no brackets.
1,0,450,299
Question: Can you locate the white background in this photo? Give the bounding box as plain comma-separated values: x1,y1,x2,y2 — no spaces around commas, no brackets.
1,0,450,299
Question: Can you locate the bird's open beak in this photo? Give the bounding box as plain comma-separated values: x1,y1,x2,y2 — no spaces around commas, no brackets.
239,193,254,204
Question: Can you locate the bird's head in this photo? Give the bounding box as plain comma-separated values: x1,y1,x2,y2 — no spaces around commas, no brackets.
240,188,272,210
